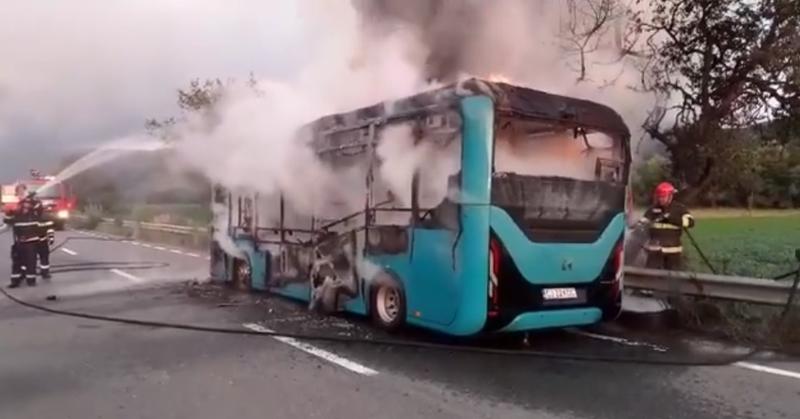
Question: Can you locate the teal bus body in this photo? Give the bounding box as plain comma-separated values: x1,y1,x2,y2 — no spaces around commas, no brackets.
212,80,629,336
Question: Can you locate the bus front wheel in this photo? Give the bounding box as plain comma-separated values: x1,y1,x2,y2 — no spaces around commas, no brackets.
232,257,251,291
370,277,406,332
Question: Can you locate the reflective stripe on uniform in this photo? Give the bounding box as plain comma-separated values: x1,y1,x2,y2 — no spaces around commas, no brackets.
39,265,50,269
10,274,21,279
652,222,680,230
682,214,694,228
13,221,38,227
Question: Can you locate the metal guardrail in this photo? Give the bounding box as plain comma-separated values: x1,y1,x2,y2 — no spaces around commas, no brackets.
88,216,208,235
624,266,796,306
73,215,797,306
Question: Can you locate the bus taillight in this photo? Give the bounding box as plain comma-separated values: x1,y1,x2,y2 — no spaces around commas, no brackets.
488,238,501,316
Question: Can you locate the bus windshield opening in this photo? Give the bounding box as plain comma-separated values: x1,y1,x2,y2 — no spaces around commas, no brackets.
491,117,627,243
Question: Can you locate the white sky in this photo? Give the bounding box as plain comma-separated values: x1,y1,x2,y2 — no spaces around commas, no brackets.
0,0,311,179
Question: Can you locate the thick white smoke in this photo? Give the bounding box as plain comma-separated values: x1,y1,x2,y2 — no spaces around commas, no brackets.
167,0,654,203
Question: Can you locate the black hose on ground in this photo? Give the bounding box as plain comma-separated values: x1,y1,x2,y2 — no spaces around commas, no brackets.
2,236,798,367
0,284,764,366
682,227,718,275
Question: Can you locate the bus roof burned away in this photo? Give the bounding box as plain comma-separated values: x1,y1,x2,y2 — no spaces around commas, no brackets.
309,78,631,141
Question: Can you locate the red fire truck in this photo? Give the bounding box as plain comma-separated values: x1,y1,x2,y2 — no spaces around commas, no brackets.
1,170,76,230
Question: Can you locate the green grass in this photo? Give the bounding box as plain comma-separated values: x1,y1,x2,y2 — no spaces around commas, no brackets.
684,213,800,278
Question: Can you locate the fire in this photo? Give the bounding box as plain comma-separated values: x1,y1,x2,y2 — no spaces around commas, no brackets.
488,73,512,83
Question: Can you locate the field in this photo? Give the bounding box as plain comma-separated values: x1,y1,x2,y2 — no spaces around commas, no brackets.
683,210,800,278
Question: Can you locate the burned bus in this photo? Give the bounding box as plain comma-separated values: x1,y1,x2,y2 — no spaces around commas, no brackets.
209,79,631,336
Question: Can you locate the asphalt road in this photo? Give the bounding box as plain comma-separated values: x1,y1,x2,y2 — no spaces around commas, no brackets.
1,228,798,419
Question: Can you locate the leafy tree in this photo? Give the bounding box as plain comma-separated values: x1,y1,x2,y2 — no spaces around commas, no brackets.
633,0,800,200
632,155,672,205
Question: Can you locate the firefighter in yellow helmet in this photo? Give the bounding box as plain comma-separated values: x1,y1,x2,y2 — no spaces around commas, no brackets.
639,182,695,271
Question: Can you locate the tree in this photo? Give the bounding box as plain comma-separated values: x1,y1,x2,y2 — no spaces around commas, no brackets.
560,0,620,82
635,0,800,200
145,73,259,142
632,155,672,204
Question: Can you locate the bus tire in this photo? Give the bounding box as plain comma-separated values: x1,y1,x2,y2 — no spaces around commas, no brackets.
370,276,406,332
601,294,623,322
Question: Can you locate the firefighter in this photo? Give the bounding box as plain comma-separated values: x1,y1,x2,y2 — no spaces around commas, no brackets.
639,181,695,270
31,192,54,279
4,195,41,288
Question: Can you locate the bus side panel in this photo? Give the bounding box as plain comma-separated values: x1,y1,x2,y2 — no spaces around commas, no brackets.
445,95,495,336
407,228,460,325
366,235,460,328
249,248,268,291
271,283,312,302
489,209,625,285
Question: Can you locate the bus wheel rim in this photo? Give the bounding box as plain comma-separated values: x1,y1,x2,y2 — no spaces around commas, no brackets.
376,286,400,324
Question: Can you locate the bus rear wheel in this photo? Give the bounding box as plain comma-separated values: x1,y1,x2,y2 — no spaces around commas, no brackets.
370,277,405,331
601,293,623,322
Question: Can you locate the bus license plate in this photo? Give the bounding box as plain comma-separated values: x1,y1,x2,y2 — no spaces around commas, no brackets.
542,287,578,300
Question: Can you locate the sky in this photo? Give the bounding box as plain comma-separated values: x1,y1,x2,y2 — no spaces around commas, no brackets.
0,0,659,183
0,0,310,180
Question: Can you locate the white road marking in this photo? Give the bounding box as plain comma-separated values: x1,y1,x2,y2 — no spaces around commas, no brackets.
186,252,201,258
567,329,669,352
735,362,800,380
60,248,78,256
169,249,184,255
154,246,167,251
130,241,141,246
110,269,144,283
141,244,154,248
242,323,378,376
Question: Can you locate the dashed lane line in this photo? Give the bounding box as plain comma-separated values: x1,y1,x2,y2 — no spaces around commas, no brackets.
566,329,669,352
60,248,78,256
569,329,800,380
110,269,144,283
74,229,206,260
735,362,800,381
242,323,378,377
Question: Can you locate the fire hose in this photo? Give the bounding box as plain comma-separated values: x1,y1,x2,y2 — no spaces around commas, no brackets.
1,235,798,366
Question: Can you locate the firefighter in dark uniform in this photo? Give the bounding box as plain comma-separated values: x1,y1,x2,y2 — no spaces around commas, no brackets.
639,181,695,270
4,195,41,288
31,192,55,279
